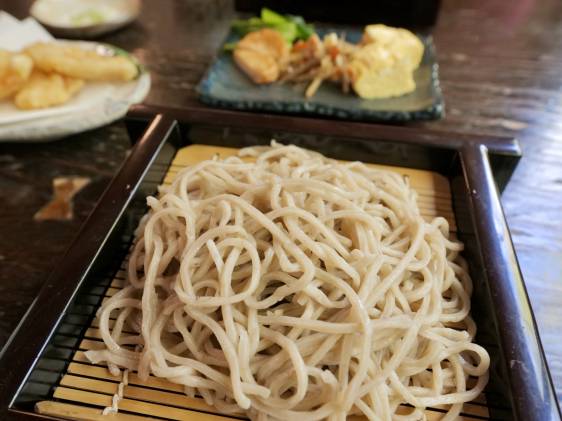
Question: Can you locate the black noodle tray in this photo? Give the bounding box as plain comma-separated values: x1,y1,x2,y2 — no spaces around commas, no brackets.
0,107,559,421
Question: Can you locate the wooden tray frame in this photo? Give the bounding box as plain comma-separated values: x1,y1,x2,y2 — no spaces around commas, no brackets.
0,106,559,421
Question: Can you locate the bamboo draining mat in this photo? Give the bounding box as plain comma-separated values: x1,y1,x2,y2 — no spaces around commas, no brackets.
36,144,487,420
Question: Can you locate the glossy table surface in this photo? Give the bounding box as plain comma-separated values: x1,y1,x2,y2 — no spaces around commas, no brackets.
0,0,561,407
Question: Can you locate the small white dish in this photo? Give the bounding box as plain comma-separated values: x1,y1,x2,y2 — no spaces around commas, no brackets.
0,41,151,142
30,0,140,39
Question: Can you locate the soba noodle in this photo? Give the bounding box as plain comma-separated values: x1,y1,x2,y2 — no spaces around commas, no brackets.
86,142,490,421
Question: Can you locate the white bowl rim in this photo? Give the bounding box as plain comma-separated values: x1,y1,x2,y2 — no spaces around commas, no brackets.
30,0,140,30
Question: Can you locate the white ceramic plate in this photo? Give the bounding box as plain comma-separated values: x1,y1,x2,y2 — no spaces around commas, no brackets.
0,41,150,142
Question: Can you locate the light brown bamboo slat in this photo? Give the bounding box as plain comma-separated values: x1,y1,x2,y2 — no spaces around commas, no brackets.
36,401,150,421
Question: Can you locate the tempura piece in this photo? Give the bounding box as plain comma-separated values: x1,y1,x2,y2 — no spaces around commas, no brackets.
0,50,33,99
14,71,84,110
349,43,415,99
347,25,424,99
25,42,138,82
234,29,289,84
362,24,424,71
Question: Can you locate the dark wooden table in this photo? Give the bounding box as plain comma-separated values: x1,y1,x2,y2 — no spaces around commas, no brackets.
1,0,561,407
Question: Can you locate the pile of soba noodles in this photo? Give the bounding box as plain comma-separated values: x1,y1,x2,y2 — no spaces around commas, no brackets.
86,142,490,421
